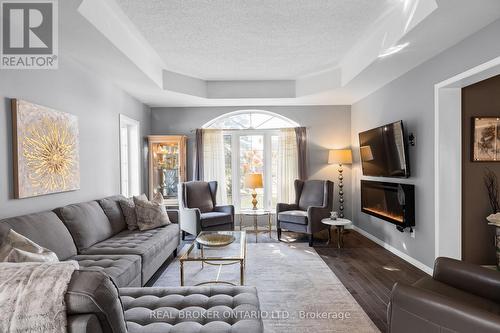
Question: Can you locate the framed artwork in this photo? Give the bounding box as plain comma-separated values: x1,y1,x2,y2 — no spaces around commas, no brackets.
472,117,500,162
12,99,80,198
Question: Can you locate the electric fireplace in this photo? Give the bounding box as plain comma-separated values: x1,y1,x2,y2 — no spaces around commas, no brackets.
361,180,415,230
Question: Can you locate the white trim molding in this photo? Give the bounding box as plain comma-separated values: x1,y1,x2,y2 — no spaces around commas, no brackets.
434,56,500,261
352,226,434,275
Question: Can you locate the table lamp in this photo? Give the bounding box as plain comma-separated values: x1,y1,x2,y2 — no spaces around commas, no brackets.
245,173,263,210
328,149,353,218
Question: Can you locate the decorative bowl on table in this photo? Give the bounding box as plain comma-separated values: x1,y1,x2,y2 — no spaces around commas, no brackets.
196,233,235,247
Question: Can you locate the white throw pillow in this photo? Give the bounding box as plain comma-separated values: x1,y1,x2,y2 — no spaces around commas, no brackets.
0,229,59,263
134,196,171,231
120,193,148,230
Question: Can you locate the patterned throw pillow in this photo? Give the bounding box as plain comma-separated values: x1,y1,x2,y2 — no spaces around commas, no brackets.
119,194,148,230
133,196,171,231
0,229,59,263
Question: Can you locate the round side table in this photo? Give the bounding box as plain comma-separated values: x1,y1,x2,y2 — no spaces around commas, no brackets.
321,218,352,248
239,209,272,242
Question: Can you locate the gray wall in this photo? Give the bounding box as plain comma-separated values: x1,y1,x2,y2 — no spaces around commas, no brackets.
0,56,151,219
151,105,352,218
351,19,500,268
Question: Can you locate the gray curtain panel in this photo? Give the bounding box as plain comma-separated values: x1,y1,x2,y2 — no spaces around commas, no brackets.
295,127,307,180
194,129,204,181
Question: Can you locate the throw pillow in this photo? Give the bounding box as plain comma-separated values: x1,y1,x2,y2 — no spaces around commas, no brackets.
0,229,59,263
151,191,164,205
120,194,148,230
133,196,171,231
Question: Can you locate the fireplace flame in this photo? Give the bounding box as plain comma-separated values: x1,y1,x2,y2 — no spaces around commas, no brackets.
363,207,403,223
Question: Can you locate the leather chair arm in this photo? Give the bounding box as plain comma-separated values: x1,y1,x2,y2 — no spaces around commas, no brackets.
276,203,299,214
433,257,500,303
307,206,330,221
179,207,201,221
179,207,201,236
388,283,500,333
213,205,235,216
307,206,331,233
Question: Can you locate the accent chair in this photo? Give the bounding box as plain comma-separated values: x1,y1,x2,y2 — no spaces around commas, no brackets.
178,181,235,239
276,179,333,247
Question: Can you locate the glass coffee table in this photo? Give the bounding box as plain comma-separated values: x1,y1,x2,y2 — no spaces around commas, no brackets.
179,231,246,286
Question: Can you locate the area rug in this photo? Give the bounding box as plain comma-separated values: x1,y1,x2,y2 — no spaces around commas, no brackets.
154,241,379,332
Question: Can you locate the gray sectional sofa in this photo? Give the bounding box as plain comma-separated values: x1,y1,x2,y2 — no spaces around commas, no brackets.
0,195,180,287
0,195,264,333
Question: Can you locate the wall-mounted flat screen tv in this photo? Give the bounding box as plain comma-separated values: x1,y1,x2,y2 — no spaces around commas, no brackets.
358,120,410,178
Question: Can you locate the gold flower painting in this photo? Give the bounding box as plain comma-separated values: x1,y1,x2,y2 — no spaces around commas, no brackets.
12,99,80,198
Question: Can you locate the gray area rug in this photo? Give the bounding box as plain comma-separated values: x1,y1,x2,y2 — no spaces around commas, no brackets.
154,241,379,332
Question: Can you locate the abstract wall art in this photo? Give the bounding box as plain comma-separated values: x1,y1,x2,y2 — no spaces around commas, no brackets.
12,99,80,198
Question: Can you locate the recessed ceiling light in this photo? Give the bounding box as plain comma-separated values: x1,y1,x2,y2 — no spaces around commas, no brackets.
378,42,410,58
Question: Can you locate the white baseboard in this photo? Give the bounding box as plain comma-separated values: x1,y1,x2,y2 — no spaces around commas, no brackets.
352,226,434,275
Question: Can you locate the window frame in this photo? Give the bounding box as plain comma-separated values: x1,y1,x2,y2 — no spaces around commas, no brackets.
204,110,298,212
203,109,299,130
119,114,141,197
224,129,279,212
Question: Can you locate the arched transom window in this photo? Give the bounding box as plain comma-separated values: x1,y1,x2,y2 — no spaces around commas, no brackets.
202,110,299,211
203,110,299,130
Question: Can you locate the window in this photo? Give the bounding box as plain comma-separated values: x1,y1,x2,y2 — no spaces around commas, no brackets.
204,111,298,211
120,115,140,197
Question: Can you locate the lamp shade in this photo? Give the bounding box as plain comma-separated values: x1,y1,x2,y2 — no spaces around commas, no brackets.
245,173,263,189
328,149,352,165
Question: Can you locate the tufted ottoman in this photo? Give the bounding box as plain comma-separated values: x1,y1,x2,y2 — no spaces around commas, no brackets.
120,286,264,333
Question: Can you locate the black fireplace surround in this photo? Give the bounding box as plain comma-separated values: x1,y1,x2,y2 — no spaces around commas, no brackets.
361,180,415,230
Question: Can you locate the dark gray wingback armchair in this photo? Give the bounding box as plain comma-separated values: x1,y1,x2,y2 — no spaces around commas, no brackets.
178,181,234,239
276,179,333,247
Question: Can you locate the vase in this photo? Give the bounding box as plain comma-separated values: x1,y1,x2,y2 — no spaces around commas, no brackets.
489,223,500,271
496,226,500,271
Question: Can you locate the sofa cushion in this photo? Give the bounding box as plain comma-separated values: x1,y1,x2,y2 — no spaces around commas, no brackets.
71,254,142,288
185,182,214,213
56,201,114,251
81,224,180,284
298,180,326,211
66,270,127,333
200,212,233,228
414,276,500,315
98,195,127,234
120,286,263,333
0,211,77,260
278,210,308,225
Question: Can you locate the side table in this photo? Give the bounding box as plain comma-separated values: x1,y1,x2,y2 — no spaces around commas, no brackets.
239,209,272,242
321,218,352,248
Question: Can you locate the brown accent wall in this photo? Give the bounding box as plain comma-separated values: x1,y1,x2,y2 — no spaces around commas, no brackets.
462,74,500,265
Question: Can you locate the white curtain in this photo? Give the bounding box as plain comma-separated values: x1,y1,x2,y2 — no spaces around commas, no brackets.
277,128,299,204
203,129,228,204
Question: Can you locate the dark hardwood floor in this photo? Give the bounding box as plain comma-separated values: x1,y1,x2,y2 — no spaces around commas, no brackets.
314,229,428,332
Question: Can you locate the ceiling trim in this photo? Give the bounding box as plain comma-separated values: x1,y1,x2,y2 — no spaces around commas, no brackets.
77,0,437,100
71,0,500,107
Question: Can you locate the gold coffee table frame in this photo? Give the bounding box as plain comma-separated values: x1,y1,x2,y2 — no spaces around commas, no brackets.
179,231,246,286
239,209,272,242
